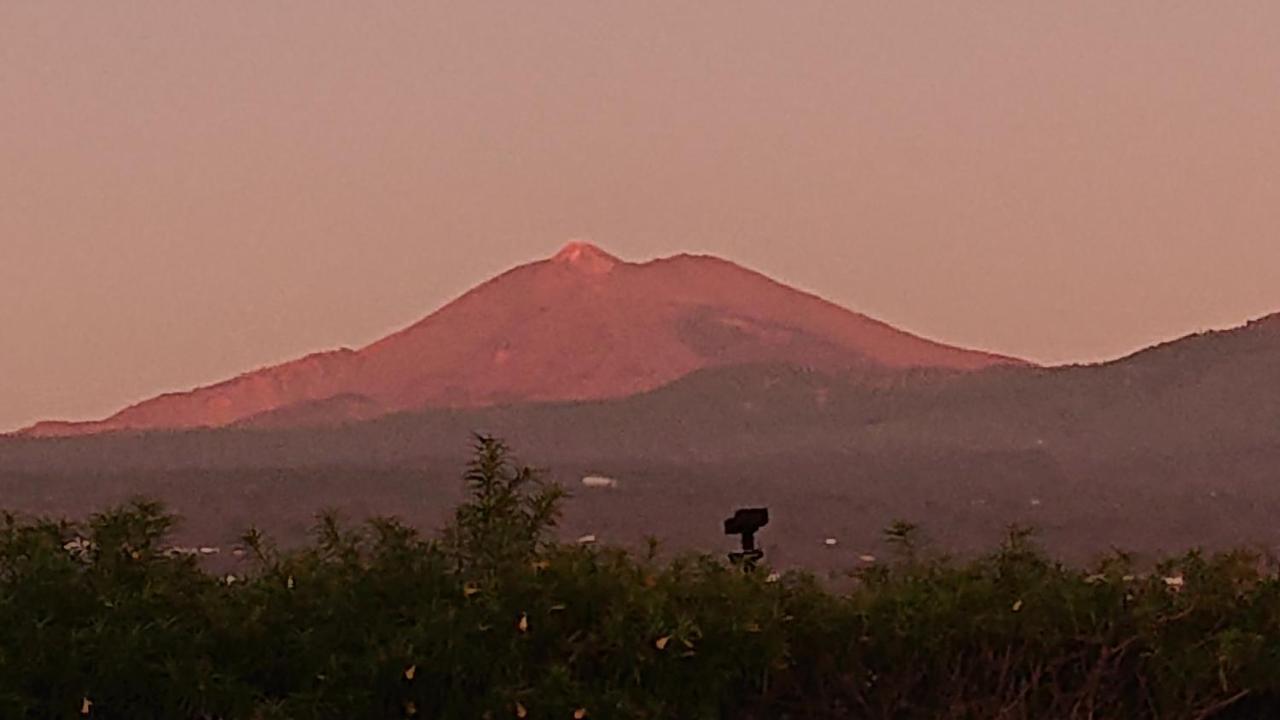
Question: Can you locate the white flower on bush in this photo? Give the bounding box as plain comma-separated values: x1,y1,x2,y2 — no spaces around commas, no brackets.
63,537,92,557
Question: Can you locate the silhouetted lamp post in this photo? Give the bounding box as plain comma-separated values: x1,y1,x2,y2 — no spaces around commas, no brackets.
724,507,769,571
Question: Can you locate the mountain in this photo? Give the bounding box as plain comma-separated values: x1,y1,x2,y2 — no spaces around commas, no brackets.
19,242,1023,437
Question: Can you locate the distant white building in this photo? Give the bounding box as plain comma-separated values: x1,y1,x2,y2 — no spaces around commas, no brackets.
581,475,619,489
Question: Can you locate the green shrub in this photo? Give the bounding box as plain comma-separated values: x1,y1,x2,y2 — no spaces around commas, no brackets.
1,440,1278,718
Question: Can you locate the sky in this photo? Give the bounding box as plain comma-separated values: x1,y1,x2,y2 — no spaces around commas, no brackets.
2,2,1279,432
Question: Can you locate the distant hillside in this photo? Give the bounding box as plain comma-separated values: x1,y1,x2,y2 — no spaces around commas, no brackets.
4,313,1279,467
2,313,1278,568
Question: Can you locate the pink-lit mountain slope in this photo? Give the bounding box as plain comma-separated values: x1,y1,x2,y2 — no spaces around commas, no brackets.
20,242,1026,437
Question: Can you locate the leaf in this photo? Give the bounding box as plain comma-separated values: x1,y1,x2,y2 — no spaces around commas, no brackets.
1012,599,1023,612
464,583,481,597
655,635,671,650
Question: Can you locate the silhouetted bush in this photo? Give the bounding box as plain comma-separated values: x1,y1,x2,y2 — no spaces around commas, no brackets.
2,436,1278,718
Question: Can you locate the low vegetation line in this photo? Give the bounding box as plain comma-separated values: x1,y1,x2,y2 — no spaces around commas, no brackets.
2,437,1277,719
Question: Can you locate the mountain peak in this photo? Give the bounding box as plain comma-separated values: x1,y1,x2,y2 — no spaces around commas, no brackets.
551,241,621,273
19,244,1027,437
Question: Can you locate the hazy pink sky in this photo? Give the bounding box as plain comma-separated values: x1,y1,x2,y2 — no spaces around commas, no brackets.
3,3,1279,432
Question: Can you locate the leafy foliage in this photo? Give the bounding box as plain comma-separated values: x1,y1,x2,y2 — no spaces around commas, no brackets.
442,434,567,575
2,441,1279,718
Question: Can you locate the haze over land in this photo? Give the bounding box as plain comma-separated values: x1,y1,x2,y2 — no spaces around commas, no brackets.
4,3,1280,432
3,245,1277,567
